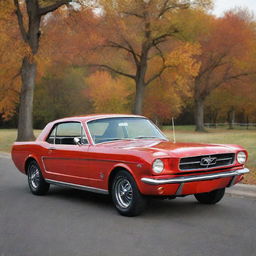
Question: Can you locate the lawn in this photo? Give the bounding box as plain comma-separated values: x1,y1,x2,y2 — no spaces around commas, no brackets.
1,127,255,184
0,129,42,152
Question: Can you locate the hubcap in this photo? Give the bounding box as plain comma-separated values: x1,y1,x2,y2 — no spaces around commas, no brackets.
29,165,40,189
115,178,133,209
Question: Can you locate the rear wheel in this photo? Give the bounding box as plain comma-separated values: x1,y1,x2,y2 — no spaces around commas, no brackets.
111,170,146,217
194,188,225,204
27,160,50,195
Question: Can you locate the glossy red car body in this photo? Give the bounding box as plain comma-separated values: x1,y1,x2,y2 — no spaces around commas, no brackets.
12,114,249,198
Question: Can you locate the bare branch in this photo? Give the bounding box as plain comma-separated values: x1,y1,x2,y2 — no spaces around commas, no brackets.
122,11,144,18
197,53,228,80
122,38,140,66
153,43,165,63
100,39,141,67
39,0,72,16
151,31,178,46
13,0,28,42
89,64,135,80
158,1,189,17
145,65,173,86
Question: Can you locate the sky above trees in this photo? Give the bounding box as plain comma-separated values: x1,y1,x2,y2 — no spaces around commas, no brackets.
213,0,256,16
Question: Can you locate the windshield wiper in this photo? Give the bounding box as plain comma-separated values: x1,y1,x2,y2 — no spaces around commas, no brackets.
134,136,159,139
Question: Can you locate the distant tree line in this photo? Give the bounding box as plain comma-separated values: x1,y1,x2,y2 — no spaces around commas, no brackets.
0,0,256,137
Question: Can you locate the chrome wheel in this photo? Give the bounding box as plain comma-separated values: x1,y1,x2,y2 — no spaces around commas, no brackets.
28,165,40,189
115,178,133,209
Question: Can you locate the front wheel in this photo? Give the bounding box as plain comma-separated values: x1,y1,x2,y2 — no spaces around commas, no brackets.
27,160,50,195
194,188,225,204
111,170,147,217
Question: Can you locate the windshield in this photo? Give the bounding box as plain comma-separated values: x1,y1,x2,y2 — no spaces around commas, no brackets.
87,117,167,144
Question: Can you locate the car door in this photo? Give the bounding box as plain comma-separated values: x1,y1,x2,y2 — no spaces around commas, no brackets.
42,121,94,186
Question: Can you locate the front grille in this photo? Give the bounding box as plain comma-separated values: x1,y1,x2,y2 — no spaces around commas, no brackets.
179,153,235,171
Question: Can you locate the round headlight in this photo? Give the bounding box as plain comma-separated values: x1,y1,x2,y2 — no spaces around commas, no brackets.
237,152,246,164
152,159,164,174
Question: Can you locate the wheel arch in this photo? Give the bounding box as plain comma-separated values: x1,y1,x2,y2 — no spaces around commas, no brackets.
108,164,136,193
24,155,39,175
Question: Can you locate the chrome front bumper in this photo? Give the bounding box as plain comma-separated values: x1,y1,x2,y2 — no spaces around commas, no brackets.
141,168,250,185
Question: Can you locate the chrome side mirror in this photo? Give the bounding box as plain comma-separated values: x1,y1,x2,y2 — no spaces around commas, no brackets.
74,137,81,146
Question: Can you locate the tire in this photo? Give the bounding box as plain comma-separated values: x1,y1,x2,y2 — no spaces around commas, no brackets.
27,160,50,195
111,170,147,217
194,188,225,204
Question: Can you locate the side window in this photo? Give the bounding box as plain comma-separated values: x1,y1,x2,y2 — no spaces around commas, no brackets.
56,122,81,145
46,122,88,145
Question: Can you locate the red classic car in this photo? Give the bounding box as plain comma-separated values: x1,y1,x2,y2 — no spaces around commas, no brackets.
12,114,249,216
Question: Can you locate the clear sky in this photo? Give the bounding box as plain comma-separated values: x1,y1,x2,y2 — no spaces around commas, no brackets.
212,0,256,16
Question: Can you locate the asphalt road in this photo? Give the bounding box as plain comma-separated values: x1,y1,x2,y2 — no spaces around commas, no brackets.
1,156,256,256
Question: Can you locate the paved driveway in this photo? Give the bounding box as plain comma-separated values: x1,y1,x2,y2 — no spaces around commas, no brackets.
0,156,255,256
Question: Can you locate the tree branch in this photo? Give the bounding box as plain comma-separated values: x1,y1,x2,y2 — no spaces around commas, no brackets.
122,11,144,18
145,65,173,86
122,38,140,66
101,40,140,67
39,0,72,16
158,1,189,17
89,64,135,80
151,31,178,46
13,0,28,42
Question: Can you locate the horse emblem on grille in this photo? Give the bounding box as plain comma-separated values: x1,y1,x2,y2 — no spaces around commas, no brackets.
200,156,217,167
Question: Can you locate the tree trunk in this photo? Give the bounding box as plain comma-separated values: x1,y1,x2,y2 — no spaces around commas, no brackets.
133,80,145,115
228,106,235,129
195,98,206,132
17,56,36,141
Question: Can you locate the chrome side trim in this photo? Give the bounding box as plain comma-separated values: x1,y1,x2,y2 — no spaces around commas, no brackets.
141,168,250,185
41,156,138,165
45,179,109,195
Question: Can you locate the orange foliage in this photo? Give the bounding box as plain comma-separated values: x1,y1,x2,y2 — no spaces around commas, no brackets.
0,0,26,120
40,7,104,67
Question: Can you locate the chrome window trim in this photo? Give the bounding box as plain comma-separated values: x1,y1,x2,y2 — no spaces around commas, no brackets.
85,116,168,145
45,121,89,146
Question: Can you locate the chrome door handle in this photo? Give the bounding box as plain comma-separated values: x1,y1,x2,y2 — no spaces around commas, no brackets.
48,147,56,150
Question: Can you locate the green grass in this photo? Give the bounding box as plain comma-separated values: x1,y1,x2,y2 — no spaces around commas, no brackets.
1,127,255,184
0,129,41,152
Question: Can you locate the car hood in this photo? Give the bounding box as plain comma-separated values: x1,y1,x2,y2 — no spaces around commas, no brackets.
101,139,239,158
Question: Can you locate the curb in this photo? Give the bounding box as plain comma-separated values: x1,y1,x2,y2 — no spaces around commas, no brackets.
226,184,256,200
0,152,255,199
0,152,11,159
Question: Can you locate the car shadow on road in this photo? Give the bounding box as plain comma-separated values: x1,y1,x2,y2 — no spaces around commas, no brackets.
45,185,230,218
48,186,113,206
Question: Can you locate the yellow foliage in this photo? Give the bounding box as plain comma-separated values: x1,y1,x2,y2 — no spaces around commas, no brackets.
166,42,201,77
86,71,132,113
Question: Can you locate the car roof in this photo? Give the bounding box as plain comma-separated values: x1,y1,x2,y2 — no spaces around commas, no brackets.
51,114,145,124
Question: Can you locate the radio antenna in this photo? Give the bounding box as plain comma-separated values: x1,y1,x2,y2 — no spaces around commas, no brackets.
172,117,176,143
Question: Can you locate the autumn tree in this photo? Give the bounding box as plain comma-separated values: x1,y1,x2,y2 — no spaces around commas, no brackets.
40,6,103,66
12,0,90,141
0,1,24,120
93,0,211,115
205,76,256,128
33,66,93,127
191,12,255,131
144,42,201,123
86,71,132,113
